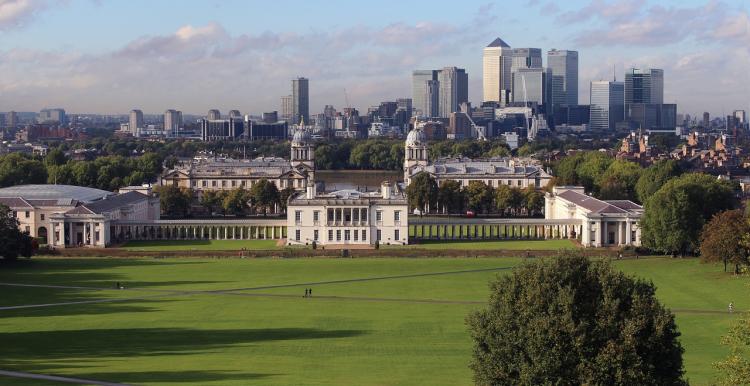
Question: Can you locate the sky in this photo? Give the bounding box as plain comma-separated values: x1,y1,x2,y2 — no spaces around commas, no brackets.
0,0,748,117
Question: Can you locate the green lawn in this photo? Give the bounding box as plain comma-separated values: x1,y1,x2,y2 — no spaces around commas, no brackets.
121,239,280,251
407,239,579,250
0,257,743,385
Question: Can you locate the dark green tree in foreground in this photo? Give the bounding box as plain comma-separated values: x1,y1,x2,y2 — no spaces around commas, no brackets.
467,256,685,386
156,185,192,218
406,172,437,215
0,205,34,261
716,313,750,385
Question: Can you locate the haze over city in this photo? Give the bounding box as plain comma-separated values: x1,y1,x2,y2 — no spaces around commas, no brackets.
1,0,748,117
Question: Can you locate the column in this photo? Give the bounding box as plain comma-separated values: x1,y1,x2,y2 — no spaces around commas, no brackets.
625,220,632,246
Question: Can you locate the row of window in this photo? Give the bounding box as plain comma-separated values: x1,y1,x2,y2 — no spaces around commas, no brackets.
295,209,400,224
438,178,541,188
11,211,39,219
293,228,402,243
189,178,303,189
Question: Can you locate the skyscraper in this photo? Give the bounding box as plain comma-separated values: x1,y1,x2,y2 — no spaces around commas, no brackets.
438,67,468,118
412,70,439,117
510,48,542,104
589,81,624,131
547,49,579,106
164,109,182,137
129,109,143,136
229,110,242,119
281,95,293,122
292,77,309,124
483,38,513,105
7,111,18,128
512,68,546,105
396,98,413,116
624,68,664,105
424,80,440,118
207,109,221,120
37,108,66,124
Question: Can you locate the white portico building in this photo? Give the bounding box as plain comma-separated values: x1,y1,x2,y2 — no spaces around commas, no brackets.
287,182,408,247
545,186,643,247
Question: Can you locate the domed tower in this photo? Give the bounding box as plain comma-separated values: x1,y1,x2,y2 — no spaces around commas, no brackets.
291,117,314,170
404,125,429,185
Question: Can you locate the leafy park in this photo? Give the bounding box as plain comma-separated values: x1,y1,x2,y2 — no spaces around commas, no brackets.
0,256,747,385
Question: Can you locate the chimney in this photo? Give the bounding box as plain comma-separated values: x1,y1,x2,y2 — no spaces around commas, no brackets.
381,181,392,199
306,184,316,199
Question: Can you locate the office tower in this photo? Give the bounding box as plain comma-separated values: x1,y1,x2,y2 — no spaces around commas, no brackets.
164,109,181,137
424,80,440,118
734,110,747,124
510,48,542,103
281,95,293,122
37,108,66,124
547,49,579,106
512,68,545,105
229,110,242,119
412,70,439,117
589,81,624,131
292,77,309,124
207,109,221,120
483,37,513,105
703,112,710,127
129,109,143,136
396,98,412,116
7,111,17,128
438,67,468,118
625,68,664,105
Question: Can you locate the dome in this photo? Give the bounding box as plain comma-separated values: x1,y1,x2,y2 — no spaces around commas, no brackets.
405,128,427,147
291,129,311,146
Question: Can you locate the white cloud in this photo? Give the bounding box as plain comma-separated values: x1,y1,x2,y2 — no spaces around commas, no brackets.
0,0,46,30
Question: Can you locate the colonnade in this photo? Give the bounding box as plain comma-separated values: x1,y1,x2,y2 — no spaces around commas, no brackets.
113,224,286,242
409,222,581,241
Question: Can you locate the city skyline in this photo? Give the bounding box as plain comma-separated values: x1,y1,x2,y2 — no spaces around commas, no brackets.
0,0,748,117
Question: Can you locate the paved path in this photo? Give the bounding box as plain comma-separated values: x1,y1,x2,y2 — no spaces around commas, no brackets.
0,369,131,386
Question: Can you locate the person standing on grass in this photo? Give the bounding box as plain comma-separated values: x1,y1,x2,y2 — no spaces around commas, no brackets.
729,302,734,313
309,288,312,297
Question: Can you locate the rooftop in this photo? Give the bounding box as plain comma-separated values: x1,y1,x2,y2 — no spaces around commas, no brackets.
557,190,642,214
486,37,510,48
0,185,112,203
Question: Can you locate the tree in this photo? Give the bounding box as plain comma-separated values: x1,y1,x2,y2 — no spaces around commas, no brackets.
250,178,280,216
522,186,544,216
700,210,749,273
156,185,192,218
200,190,223,215
437,180,464,214
597,160,642,201
635,160,682,204
279,186,297,213
507,187,524,216
0,205,34,261
464,181,493,214
715,314,750,385
494,185,512,216
405,172,437,215
44,148,68,166
0,153,47,187
641,173,736,255
467,256,685,386
222,187,251,216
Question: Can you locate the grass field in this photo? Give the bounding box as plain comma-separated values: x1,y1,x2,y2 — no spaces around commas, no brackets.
121,239,280,251
0,257,744,385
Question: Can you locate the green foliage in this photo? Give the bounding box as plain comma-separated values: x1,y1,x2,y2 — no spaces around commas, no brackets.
249,178,280,216
279,187,297,213
522,186,544,216
44,148,68,166
553,151,614,194
699,210,750,273
642,173,737,254
200,190,224,215
405,172,437,214
467,256,686,386
156,185,192,218
715,314,750,385
0,204,34,260
635,160,683,204
222,188,251,216
437,180,465,214
597,160,643,201
0,153,48,187
464,181,493,214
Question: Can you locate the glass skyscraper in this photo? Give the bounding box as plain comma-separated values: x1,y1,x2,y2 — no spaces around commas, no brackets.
438,67,468,118
412,70,439,117
590,81,624,131
292,77,309,125
547,49,579,107
625,68,664,105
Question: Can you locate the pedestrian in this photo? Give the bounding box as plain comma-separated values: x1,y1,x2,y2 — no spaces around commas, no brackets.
729,302,735,313
309,288,312,297
115,282,120,289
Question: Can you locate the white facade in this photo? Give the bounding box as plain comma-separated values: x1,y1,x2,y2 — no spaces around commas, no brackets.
545,186,642,247
287,183,408,246
483,38,513,105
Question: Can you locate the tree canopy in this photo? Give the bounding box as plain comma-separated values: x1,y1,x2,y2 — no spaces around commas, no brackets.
249,179,280,216
0,204,34,261
467,256,685,385
699,210,749,273
405,172,437,215
156,185,192,218
635,159,683,204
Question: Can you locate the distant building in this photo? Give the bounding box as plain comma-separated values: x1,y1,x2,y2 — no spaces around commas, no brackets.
396,98,412,117
703,112,710,127
246,118,288,141
448,112,472,140
512,68,545,105
164,109,182,137
287,181,408,246
229,110,242,119
292,77,309,125
483,37,513,105
200,118,244,141
281,95,293,122
438,67,469,118
625,68,664,105
626,103,677,131
129,109,143,136
37,108,66,124
6,111,18,128
423,79,440,118
207,109,221,120
547,49,578,107
589,81,624,131
412,70,439,117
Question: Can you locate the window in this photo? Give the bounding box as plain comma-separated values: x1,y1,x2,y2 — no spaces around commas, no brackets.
376,210,383,222
314,230,319,241
362,230,366,241
394,211,401,222
212,181,217,187
295,229,300,241
361,209,368,222
222,181,227,187
202,181,207,187
40,214,45,221
327,209,335,222
295,210,302,224
377,229,382,241
313,211,320,223
241,181,245,187
517,180,522,186
24,226,30,233
328,230,333,241
353,230,358,241
344,230,350,241
25,211,30,218
192,181,197,187
336,230,341,241
395,229,400,241
353,209,359,222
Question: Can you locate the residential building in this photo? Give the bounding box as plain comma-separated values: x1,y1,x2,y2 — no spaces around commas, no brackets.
129,109,143,136
281,95,293,122
589,81,624,131
286,181,408,246
292,77,309,125
37,108,66,124
483,37,513,105
6,111,18,128
164,109,182,137
545,186,642,247
547,49,579,107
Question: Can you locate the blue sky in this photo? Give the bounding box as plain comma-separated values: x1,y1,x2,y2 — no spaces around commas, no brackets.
0,0,748,117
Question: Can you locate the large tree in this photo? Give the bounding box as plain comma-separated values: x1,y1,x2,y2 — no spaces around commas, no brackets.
222,187,251,216
156,185,192,218
279,186,298,213
522,186,544,216
0,205,34,261
464,181,494,214
635,159,682,203
700,210,750,273
250,178,280,216
405,172,437,215
597,160,643,201
467,256,685,386
437,180,464,214
716,314,750,385
641,173,736,255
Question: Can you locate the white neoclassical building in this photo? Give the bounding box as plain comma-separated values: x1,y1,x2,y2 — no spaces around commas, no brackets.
286,182,408,247
403,125,552,188
545,186,643,247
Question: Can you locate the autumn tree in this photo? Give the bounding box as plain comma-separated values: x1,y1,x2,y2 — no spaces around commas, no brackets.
700,210,750,273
